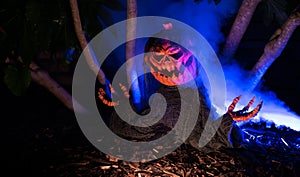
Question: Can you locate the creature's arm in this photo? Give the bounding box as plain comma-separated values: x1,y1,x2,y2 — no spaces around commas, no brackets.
191,95,263,152
227,95,263,122
97,83,130,107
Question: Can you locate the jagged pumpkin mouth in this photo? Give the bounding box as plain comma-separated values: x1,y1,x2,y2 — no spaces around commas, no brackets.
148,62,197,86
145,52,197,86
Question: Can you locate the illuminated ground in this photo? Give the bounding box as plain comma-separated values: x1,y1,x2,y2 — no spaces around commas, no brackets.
2,82,300,177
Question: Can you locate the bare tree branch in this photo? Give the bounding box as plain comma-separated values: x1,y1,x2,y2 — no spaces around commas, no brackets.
222,0,262,59
29,61,89,114
69,0,106,85
126,0,137,60
126,0,142,105
248,6,300,91
126,0,137,85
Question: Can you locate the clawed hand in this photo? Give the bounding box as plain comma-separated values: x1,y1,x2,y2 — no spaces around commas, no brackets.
227,95,263,122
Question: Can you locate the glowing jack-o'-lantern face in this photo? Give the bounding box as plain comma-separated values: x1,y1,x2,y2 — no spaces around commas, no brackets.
145,39,197,86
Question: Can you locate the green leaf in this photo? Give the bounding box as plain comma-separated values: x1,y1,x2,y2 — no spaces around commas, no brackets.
4,65,31,96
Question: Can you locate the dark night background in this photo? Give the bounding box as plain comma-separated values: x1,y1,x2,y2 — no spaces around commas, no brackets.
1,0,300,176
234,6,300,115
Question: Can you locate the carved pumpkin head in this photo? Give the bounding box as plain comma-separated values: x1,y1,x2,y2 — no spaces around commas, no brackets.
144,27,198,86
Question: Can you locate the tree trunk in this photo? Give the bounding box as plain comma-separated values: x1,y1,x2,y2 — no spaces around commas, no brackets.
248,6,300,91
69,0,106,85
222,0,262,60
30,61,89,114
126,0,142,109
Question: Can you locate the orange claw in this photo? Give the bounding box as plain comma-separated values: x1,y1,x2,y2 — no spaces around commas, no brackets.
119,83,130,98
227,95,263,122
232,101,263,121
98,88,119,106
97,83,131,106
228,95,242,112
242,96,256,112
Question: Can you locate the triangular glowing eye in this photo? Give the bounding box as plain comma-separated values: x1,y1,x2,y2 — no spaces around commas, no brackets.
169,50,183,60
152,52,164,61
169,46,181,54
153,46,164,53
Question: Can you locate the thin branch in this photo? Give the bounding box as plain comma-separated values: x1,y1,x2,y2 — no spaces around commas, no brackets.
126,0,137,59
126,0,142,105
126,0,137,85
222,0,262,60
29,61,89,114
248,6,300,91
69,0,106,85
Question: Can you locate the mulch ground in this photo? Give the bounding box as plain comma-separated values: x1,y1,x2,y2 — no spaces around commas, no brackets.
13,119,299,177
48,144,299,177
2,83,300,177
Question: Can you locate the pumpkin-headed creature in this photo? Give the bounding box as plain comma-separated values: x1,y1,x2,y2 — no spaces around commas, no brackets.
97,24,263,154
143,25,262,120
144,25,199,86
98,24,262,123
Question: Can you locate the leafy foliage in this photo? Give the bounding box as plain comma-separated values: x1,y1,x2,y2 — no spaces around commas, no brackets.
0,0,124,95
4,65,31,96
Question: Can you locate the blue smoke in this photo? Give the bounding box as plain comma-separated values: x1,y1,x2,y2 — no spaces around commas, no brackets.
224,63,300,131
106,0,241,110
136,0,240,52
135,0,300,131
106,0,300,131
